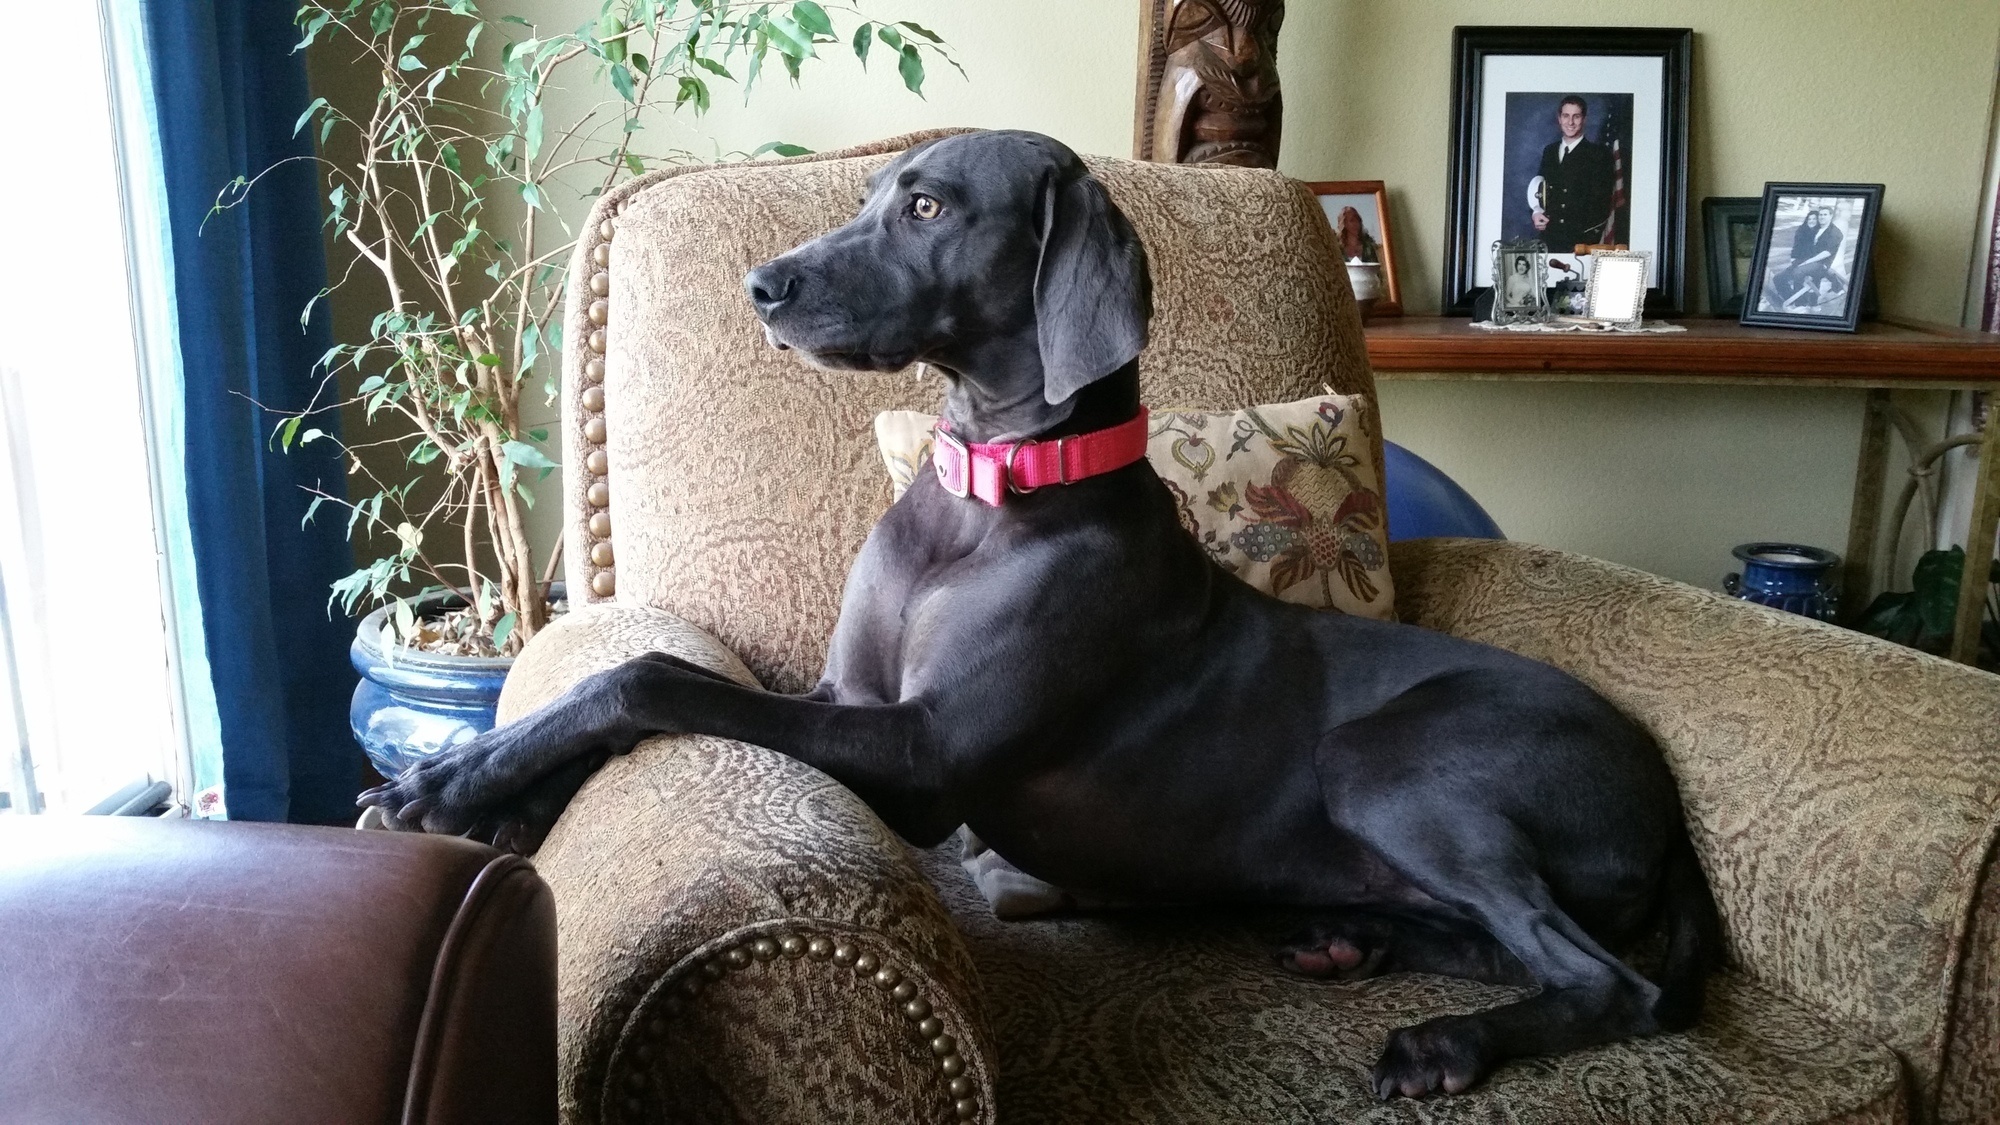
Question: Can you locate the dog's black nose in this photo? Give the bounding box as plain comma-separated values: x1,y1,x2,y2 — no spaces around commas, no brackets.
744,263,800,317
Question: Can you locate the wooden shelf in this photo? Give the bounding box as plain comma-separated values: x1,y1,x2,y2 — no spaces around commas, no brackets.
1364,316,2000,388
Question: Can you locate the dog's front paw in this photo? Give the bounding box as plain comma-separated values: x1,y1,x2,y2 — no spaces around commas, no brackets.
1370,1017,1491,1099
357,733,511,836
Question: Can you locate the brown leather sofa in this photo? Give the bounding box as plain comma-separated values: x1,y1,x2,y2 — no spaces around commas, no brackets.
0,816,557,1125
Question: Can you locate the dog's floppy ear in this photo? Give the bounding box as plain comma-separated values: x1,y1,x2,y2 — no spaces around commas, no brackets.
1033,169,1152,405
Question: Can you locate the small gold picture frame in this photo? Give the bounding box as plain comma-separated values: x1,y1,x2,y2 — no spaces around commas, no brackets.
1583,249,1651,329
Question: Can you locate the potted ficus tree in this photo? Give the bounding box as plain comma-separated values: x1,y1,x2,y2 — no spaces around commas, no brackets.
221,0,955,778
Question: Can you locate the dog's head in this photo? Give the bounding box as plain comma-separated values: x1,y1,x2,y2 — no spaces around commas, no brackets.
744,130,1151,413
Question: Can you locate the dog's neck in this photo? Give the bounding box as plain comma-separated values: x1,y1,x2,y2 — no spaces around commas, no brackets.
935,337,1141,445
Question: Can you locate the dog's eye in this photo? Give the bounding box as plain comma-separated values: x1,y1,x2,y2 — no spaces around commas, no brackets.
910,194,943,221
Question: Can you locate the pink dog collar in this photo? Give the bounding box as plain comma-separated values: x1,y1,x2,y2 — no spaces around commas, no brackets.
931,408,1151,507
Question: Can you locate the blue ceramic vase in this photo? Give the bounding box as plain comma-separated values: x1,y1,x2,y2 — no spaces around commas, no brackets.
349,591,555,779
1723,543,1840,622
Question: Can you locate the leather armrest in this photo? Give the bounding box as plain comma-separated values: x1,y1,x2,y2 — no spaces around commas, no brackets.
0,818,555,1125
1389,536,2000,1117
504,604,995,1125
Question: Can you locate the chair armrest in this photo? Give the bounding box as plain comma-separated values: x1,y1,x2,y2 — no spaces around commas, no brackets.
1389,537,2000,1119
0,819,554,1125
504,604,995,1125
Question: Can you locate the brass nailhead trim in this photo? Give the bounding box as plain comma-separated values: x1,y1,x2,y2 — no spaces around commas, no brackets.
615,928,986,1125
578,209,617,600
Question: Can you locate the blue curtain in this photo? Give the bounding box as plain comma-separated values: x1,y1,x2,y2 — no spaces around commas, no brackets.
140,0,360,824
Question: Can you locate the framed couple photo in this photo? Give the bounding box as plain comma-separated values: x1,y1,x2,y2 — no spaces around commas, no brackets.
1442,26,1692,314
1738,183,1884,332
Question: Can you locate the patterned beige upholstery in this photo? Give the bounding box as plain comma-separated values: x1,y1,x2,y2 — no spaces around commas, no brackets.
523,132,2000,1123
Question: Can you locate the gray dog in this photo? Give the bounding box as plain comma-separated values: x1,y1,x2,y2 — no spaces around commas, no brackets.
361,129,1718,1100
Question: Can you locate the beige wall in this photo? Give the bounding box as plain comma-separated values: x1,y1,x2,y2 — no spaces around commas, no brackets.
314,0,2000,590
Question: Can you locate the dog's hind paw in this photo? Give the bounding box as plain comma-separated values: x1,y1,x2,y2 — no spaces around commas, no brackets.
1277,917,1391,980
1370,1017,1491,1099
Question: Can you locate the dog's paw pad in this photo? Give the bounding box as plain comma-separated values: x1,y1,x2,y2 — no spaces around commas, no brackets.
1278,921,1388,980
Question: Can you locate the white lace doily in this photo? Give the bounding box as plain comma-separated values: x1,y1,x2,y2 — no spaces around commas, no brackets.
1472,318,1687,334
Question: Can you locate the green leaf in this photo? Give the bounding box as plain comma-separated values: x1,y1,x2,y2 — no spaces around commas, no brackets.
439,142,460,174
750,140,811,158
897,21,942,43
624,152,645,176
475,353,503,366
293,96,328,138
501,440,558,470
398,54,424,70
610,63,636,102
1913,547,1967,637
278,415,303,451
370,2,395,37
596,12,627,62
296,11,331,53
630,51,650,75
300,427,326,445
876,24,903,51
792,1,833,37
528,427,549,442
762,14,814,59
851,21,870,67
694,55,733,79
675,75,710,112
897,43,924,96
518,182,545,211
492,611,518,650
522,105,544,161
358,374,387,394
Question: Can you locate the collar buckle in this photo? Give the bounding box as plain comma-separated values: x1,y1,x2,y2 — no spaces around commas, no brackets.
933,427,970,498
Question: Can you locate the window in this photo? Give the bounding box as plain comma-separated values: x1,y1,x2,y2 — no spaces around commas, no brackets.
0,0,194,815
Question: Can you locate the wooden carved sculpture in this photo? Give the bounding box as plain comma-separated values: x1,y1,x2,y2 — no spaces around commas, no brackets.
1134,0,1285,167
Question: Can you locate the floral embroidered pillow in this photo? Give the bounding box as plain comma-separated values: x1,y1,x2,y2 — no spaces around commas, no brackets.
872,393,1395,620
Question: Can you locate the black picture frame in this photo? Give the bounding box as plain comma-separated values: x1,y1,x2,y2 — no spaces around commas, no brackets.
1702,196,1762,317
1443,26,1691,315
1739,182,1884,333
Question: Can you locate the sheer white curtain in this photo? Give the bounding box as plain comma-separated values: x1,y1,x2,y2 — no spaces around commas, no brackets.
0,0,194,814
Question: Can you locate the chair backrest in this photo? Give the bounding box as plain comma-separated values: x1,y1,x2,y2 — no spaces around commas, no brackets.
562,130,1375,692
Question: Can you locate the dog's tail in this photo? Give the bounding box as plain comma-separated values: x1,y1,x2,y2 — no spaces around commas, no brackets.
1651,833,1723,1032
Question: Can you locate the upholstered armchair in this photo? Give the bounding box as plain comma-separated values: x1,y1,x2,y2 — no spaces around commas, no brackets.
505,130,2000,1124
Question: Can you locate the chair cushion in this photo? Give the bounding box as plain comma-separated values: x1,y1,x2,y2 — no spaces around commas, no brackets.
873,392,1394,619
572,133,1372,693
916,845,1907,1124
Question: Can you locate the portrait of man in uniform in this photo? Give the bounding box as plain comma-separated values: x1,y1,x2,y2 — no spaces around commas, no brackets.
1528,96,1616,250
1444,28,1690,314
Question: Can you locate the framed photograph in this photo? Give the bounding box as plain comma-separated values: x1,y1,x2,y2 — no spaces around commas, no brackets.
1443,26,1691,315
1584,249,1651,328
1702,197,1762,317
1490,240,1552,325
1307,180,1403,316
1740,183,1884,332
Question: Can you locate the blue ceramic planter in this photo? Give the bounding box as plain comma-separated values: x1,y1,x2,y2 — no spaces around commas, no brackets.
1723,542,1840,622
349,595,532,779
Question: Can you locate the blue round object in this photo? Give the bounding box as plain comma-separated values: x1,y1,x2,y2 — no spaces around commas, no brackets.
1382,440,1504,542
349,599,512,779
1723,542,1840,622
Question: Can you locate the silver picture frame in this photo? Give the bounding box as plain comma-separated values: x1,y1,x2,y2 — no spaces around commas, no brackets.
1583,249,1651,328
1490,239,1552,325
